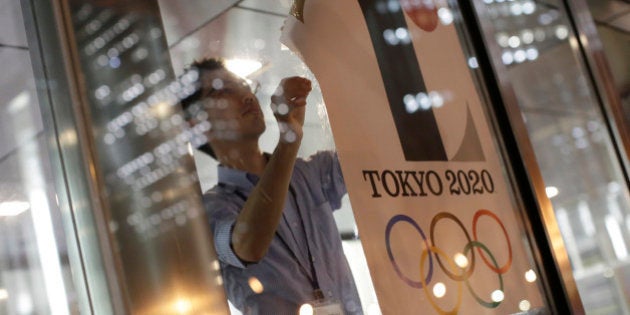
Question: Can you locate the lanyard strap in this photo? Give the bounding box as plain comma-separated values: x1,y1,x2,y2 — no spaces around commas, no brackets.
219,183,321,292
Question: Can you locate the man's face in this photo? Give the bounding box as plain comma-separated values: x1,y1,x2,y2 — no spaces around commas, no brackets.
200,68,266,142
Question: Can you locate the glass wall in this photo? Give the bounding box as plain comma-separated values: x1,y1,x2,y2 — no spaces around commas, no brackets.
0,0,79,314
474,0,630,313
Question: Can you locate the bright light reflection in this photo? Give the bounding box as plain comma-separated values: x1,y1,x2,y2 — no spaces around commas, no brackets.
225,58,263,78
555,25,569,40
367,303,382,315
0,288,8,300
502,51,514,65
433,282,446,298
519,299,531,311
491,290,504,302
454,253,469,268
438,8,454,25
248,277,264,294
545,186,559,198
174,298,192,314
606,214,629,259
0,201,30,216
525,269,537,282
299,303,314,315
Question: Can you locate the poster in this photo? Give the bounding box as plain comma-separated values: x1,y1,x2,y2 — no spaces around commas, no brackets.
282,1,547,314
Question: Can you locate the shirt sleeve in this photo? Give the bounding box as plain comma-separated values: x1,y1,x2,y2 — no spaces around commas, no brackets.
309,151,347,210
202,190,247,268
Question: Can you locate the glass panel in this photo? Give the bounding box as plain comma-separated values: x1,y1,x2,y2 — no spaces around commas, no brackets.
161,1,556,314
475,0,630,313
0,1,79,313
162,2,374,314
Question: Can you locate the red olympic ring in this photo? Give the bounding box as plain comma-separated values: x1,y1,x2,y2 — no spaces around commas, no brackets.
472,209,513,274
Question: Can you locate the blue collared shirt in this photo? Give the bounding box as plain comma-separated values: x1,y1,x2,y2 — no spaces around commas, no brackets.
203,151,363,315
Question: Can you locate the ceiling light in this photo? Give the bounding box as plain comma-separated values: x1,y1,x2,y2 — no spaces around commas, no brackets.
225,58,263,78
0,201,30,216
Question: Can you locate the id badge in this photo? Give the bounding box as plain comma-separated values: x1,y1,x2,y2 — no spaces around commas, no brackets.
311,299,345,315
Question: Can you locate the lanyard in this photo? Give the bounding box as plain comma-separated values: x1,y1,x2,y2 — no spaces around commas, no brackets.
219,183,322,296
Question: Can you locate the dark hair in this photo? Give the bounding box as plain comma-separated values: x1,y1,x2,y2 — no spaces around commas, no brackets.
180,57,226,159
180,57,226,111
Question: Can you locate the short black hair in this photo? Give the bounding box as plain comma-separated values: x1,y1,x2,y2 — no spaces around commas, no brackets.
180,57,226,111
180,57,227,159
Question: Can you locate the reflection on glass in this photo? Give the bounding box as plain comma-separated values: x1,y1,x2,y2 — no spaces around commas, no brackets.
0,30,77,315
476,0,630,313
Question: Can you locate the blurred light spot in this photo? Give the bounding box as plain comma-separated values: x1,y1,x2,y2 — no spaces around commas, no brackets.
491,290,504,302
508,36,520,48
0,201,30,216
538,13,553,25
454,253,468,268
212,78,224,90
109,57,121,68
555,25,569,40
603,268,614,278
525,269,537,282
404,94,420,113
522,1,536,14
59,129,78,146
496,32,509,47
521,30,534,44
277,103,289,115
519,300,531,311
383,29,399,45
248,277,264,294
174,298,192,314
438,8,454,25
187,142,194,156
299,304,314,315
606,215,628,259
509,3,522,15
429,91,444,108
225,58,262,78
387,0,400,12
395,27,410,44
8,91,30,113
483,0,493,3
545,186,559,198
283,130,297,143
502,51,514,65
572,127,585,138
468,57,479,69
95,85,111,100
526,48,539,60
17,293,33,314
432,282,446,298
417,92,431,110
513,49,526,63
211,260,221,271
0,288,7,300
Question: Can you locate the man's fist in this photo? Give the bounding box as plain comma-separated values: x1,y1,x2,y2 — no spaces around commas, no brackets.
271,77,312,144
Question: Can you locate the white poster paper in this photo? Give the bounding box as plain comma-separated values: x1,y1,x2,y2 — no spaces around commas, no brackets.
282,1,546,314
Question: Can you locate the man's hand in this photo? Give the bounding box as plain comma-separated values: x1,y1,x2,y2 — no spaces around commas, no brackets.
271,77,312,144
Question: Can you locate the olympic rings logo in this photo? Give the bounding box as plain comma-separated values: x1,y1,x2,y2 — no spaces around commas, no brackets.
385,209,513,314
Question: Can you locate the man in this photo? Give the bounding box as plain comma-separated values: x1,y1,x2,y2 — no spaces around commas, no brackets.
182,58,363,315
